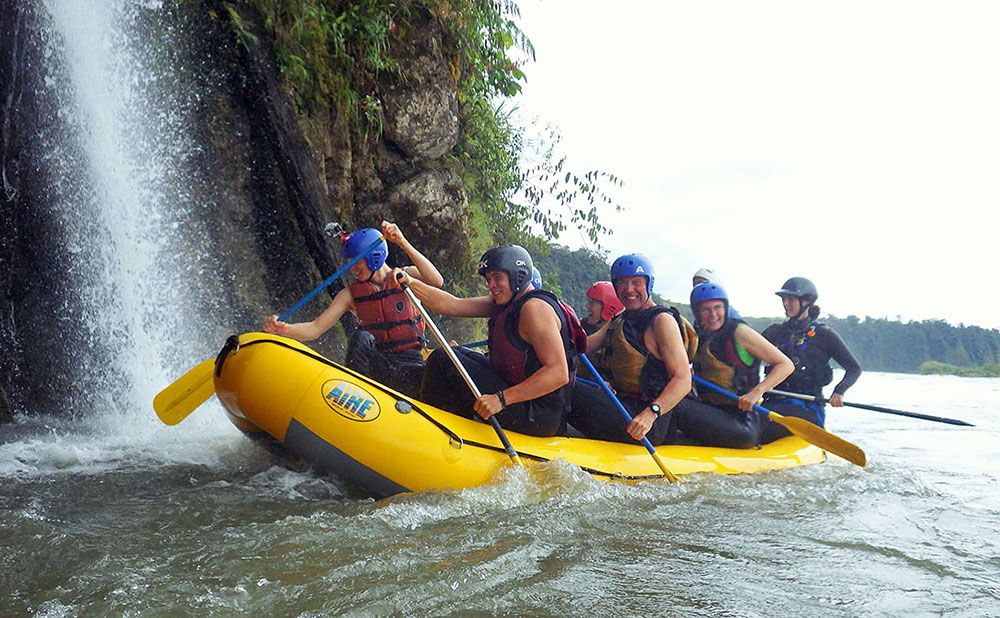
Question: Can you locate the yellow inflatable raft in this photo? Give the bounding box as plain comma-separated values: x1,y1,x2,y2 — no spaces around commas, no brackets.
215,333,825,496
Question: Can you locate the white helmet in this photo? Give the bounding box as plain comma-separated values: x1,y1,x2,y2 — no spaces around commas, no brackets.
692,267,717,284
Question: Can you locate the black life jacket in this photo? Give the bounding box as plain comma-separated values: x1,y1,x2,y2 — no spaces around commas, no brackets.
693,319,761,406
487,290,581,387
766,319,834,397
350,280,425,352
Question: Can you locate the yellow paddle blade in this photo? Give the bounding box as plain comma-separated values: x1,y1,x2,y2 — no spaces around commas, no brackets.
651,451,680,483
153,358,215,426
768,412,867,467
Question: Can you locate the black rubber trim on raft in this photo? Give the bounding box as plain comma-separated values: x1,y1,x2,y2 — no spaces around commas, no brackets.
220,336,665,481
284,418,410,498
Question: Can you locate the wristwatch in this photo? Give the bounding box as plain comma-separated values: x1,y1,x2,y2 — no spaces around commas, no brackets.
649,403,662,418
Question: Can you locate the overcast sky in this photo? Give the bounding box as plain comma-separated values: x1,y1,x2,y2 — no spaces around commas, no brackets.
512,0,1000,329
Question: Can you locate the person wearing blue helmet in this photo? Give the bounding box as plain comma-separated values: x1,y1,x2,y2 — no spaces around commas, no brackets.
264,220,443,396
759,277,862,441
530,267,543,291
679,282,794,447
567,254,697,445
395,245,583,437
690,267,741,326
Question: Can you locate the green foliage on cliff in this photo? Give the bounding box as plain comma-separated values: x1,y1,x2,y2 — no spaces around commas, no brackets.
238,0,621,247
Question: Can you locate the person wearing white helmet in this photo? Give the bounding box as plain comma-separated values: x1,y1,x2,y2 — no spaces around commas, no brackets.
690,267,741,326
692,267,717,287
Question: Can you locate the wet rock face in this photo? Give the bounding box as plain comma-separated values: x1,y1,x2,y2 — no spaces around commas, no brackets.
0,1,475,416
379,15,460,164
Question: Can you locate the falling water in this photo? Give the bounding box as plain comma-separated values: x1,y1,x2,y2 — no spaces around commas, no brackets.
33,0,214,422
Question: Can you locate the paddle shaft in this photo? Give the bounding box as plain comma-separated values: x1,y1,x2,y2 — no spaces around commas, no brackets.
398,282,523,467
693,375,866,467
278,235,385,323
577,356,678,482
768,389,974,427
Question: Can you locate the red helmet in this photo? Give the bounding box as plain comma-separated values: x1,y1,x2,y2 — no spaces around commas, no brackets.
586,281,625,322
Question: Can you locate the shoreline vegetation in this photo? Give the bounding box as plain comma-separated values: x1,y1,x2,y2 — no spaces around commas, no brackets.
536,245,1000,377
918,362,1000,378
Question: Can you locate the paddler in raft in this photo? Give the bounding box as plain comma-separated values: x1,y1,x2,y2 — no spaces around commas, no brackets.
567,255,697,445
759,277,862,442
392,245,582,437
582,280,624,335
263,221,444,398
684,282,795,447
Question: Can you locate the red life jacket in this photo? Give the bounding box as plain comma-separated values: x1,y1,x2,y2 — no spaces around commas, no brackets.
350,280,425,352
487,290,583,386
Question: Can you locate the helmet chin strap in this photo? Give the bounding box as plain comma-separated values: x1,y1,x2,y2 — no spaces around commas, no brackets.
794,298,811,321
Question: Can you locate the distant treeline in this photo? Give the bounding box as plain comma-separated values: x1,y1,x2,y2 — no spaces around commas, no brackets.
535,244,1000,375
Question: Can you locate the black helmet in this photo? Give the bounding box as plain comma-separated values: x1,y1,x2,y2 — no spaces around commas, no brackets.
478,245,534,295
776,277,818,302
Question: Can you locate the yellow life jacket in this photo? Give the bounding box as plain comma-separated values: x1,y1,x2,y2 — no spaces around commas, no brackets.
693,320,760,407
604,306,698,399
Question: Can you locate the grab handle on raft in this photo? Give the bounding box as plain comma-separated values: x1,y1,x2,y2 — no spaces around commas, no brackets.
577,356,678,483
768,389,974,427
692,375,866,467
396,274,523,467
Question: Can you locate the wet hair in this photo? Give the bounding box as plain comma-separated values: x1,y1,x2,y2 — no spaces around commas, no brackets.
808,304,821,320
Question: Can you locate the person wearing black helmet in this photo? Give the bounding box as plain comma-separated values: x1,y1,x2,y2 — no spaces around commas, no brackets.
679,282,795,448
567,254,697,445
263,220,443,397
760,277,862,442
394,245,581,437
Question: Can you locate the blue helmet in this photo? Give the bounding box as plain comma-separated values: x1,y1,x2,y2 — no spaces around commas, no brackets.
690,282,729,309
478,245,534,295
530,267,543,290
610,253,655,296
341,228,388,272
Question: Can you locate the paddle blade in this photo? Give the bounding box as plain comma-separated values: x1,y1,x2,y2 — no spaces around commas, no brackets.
769,412,867,467
153,359,215,426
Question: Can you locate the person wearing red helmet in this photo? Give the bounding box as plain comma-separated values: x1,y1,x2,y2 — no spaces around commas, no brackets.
395,245,582,437
583,281,624,335
568,254,697,445
263,220,443,397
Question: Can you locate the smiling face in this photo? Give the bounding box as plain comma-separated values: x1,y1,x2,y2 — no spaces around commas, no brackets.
483,270,514,305
698,299,727,333
614,275,649,311
782,295,803,319
349,260,373,282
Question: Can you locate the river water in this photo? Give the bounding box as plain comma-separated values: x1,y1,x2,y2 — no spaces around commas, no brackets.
1,371,998,616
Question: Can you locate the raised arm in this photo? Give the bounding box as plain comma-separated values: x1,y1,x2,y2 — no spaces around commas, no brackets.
734,324,794,412
381,220,444,287
392,269,494,318
263,286,353,342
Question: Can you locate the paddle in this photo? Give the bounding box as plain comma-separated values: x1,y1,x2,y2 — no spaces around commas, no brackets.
152,235,386,425
692,375,867,467
577,356,678,482
397,276,523,467
768,389,974,427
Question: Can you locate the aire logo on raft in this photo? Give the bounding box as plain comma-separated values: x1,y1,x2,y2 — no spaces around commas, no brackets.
321,379,381,422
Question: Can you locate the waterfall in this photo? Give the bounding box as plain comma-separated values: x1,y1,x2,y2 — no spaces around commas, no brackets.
24,0,229,440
